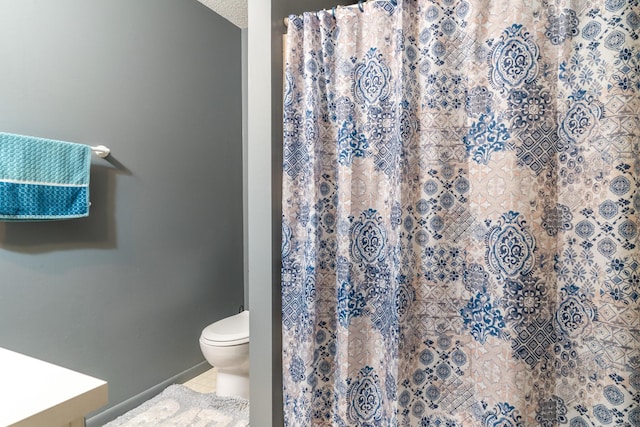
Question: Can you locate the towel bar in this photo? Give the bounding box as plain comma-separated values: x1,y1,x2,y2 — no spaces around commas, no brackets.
90,145,110,158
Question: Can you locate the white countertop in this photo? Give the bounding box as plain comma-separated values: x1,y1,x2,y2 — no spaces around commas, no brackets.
0,347,108,427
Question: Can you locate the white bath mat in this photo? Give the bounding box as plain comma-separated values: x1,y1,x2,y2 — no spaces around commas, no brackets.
103,384,249,426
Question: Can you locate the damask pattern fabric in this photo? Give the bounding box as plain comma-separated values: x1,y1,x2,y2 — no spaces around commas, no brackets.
282,0,640,425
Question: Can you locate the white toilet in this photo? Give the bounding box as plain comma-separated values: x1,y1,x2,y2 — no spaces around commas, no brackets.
199,310,250,399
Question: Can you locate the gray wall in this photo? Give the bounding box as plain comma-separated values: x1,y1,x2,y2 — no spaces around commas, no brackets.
242,28,249,310
0,0,243,423
247,1,351,425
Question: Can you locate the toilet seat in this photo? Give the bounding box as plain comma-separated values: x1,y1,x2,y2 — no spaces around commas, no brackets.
200,310,249,347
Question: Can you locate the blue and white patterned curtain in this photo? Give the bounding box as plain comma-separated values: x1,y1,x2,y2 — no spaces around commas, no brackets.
282,0,640,425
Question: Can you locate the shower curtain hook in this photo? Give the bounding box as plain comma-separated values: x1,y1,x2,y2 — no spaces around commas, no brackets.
332,7,336,18
358,1,364,12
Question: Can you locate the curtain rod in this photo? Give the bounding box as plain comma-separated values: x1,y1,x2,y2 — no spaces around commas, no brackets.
283,0,393,27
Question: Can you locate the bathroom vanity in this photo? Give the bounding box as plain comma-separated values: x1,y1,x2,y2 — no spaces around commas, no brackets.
0,347,107,427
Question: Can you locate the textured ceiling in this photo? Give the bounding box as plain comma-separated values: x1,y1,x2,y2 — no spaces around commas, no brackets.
197,0,247,28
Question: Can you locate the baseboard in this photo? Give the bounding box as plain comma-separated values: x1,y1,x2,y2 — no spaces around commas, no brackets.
86,360,211,427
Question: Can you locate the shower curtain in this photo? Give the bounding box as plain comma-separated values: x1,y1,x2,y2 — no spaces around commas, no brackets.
282,0,640,425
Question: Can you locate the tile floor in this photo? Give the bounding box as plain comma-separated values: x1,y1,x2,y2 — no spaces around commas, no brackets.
183,367,217,393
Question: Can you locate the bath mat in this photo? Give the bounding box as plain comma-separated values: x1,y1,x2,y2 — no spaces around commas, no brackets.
103,384,249,427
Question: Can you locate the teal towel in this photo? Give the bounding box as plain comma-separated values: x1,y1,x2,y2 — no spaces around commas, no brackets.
0,132,92,221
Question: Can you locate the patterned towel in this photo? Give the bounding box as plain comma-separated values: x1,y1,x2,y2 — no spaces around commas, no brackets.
0,132,92,221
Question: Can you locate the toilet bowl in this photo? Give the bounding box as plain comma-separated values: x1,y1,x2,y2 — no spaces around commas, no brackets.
199,310,250,399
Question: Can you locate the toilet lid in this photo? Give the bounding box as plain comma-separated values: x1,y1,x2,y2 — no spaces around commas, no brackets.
201,310,249,346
